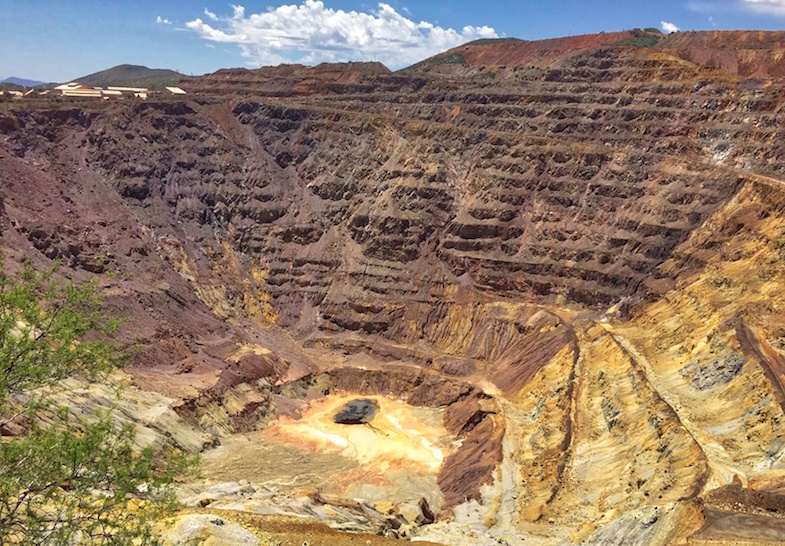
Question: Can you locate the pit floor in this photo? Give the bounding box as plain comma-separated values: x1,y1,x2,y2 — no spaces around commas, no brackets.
199,394,455,512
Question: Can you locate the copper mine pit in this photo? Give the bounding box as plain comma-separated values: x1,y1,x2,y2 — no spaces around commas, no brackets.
7,28,785,546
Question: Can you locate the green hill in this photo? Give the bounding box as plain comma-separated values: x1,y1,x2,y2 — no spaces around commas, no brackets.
70,64,193,89
0,82,24,93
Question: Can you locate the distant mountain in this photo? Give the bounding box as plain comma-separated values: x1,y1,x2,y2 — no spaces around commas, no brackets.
70,64,193,89
1,77,45,87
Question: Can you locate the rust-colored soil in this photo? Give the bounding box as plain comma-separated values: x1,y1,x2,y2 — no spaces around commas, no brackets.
172,510,446,545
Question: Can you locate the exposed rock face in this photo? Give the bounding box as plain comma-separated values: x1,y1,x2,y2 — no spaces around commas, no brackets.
4,29,785,545
183,61,393,96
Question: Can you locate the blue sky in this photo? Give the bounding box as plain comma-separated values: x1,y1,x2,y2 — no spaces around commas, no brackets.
2,0,785,82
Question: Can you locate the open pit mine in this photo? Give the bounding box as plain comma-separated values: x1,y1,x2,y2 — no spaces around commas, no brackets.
5,28,785,545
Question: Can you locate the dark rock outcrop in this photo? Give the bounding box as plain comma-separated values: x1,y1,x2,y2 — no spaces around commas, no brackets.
333,398,379,424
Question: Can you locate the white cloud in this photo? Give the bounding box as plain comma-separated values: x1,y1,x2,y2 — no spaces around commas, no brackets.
156,15,172,25
687,2,733,14
185,1,497,69
661,20,680,33
741,0,785,14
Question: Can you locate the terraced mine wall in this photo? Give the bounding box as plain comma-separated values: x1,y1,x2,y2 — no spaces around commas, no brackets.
5,30,785,545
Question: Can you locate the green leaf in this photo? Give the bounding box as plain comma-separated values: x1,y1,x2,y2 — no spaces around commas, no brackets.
0,259,192,544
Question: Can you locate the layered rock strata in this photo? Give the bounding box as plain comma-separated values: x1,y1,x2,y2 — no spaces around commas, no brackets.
3,29,785,545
